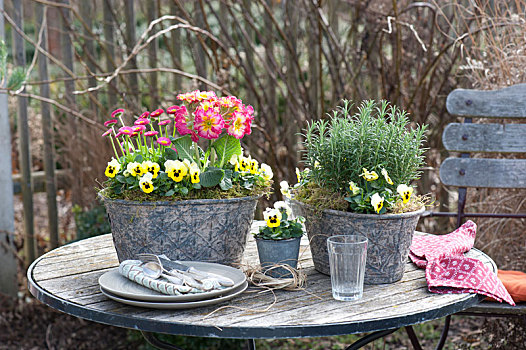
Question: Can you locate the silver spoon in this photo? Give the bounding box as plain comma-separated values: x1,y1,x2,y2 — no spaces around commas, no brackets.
141,261,163,279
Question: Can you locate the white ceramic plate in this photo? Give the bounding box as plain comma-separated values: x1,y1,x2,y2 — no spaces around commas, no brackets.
100,281,248,310
98,261,246,302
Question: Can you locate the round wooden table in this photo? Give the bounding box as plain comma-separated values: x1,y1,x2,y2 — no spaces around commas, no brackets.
27,226,494,349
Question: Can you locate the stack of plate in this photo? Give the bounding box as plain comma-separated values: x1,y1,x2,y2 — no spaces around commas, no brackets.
98,261,248,309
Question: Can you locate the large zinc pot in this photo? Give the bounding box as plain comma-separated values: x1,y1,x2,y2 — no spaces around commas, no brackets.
100,195,260,266
296,201,424,284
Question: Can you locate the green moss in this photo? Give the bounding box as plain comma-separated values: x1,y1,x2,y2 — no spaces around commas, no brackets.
99,183,271,202
293,182,348,212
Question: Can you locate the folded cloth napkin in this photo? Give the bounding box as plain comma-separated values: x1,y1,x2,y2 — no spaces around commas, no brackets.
409,220,515,306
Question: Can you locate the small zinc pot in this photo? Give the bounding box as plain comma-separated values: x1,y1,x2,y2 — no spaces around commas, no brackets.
100,194,260,266
296,201,424,284
255,237,301,278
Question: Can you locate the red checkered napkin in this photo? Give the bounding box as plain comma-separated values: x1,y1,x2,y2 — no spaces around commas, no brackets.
410,221,515,306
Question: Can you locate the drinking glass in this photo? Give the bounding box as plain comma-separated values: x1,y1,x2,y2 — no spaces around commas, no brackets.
327,235,368,301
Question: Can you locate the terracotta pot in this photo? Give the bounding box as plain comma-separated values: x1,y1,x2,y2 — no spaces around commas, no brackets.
295,201,424,284
100,195,260,266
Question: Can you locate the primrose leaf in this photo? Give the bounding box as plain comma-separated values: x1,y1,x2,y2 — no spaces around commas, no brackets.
171,135,194,161
199,167,224,188
164,148,178,161
211,134,242,167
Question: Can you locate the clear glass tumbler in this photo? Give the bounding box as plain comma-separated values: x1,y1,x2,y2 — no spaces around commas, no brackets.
327,235,368,301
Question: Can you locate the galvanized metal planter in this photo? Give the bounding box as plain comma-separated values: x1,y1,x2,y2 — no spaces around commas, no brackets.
100,195,260,266
295,201,424,284
255,237,301,278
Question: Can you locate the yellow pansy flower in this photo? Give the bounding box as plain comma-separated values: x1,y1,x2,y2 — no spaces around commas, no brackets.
348,181,361,195
260,163,273,181
263,208,282,228
249,159,259,174
371,193,384,214
165,160,187,182
105,158,120,178
239,156,251,172
280,181,291,199
397,184,413,204
381,168,394,185
127,161,145,177
189,163,200,184
360,168,379,181
139,173,154,193
143,161,160,179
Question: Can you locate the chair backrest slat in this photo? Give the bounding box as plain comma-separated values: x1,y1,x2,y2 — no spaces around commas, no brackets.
443,123,526,153
446,83,526,118
440,158,526,188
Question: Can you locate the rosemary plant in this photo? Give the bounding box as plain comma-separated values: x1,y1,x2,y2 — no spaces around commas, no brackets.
299,100,428,214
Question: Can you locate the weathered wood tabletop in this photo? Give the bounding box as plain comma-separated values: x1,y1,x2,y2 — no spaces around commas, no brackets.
28,223,494,339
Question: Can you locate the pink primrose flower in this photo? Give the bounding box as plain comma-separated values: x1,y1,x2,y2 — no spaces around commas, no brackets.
227,111,247,139
197,90,217,102
140,111,150,119
150,109,164,118
104,119,118,127
144,130,159,137
134,118,150,126
119,126,133,135
166,105,179,115
177,90,199,103
244,116,253,135
194,109,224,140
132,125,146,133
243,104,254,115
174,105,188,118
101,129,113,137
175,120,193,137
158,119,171,126
111,108,125,119
218,97,234,108
156,137,171,146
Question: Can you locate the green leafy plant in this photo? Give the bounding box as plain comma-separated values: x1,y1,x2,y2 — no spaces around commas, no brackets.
0,40,25,91
298,99,427,214
71,204,111,241
254,201,305,240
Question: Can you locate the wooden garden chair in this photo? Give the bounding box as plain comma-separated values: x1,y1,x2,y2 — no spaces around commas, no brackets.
407,83,526,349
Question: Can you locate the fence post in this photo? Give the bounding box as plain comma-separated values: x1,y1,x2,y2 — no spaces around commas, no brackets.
36,3,59,250
124,0,139,111
0,0,18,298
190,2,207,91
169,0,182,93
146,1,159,107
59,0,83,208
103,0,118,109
80,1,98,118
12,0,35,265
